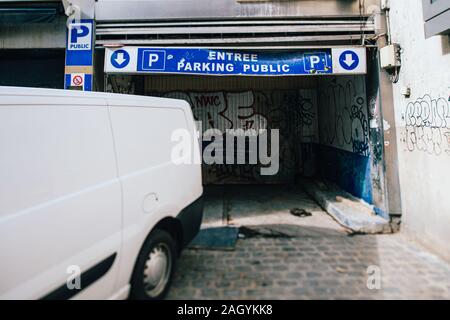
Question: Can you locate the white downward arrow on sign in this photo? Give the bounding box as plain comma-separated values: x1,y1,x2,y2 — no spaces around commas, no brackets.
114,52,126,66
343,54,355,67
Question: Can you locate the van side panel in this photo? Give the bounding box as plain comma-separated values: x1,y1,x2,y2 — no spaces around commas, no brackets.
0,98,122,299
109,103,202,290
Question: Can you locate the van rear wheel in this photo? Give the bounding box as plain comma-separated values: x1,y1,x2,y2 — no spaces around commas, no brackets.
130,229,177,300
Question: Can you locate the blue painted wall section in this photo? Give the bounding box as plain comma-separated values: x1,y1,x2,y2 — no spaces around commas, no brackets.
316,144,373,204
317,75,373,205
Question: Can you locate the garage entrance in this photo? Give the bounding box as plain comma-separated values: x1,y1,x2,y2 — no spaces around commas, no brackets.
147,75,320,185
103,46,389,231
145,74,371,194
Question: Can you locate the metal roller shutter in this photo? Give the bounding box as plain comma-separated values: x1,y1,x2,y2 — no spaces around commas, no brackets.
96,16,376,47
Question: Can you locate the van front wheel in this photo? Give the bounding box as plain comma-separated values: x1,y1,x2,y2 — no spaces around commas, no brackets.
130,229,177,300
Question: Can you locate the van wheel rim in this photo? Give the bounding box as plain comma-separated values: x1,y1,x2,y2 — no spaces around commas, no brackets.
143,243,172,297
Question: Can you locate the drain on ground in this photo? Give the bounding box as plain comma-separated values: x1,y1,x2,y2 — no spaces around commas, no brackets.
290,208,312,218
238,226,292,239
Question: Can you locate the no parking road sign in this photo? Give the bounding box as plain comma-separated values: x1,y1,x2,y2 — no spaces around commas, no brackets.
71,74,85,87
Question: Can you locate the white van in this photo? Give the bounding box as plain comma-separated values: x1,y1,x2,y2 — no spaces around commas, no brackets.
0,86,203,300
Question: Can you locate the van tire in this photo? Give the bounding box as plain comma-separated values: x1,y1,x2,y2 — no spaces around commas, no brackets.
129,229,177,300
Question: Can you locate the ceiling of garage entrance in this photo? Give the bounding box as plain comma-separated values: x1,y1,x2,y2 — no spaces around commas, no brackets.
95,0,380,20
95,0,379,47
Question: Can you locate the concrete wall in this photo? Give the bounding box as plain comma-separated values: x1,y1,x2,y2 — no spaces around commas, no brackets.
389,0,450,258
317,75,373,204
318,76,370,156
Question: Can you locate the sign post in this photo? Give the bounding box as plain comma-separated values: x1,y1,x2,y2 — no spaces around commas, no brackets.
64,19,94,91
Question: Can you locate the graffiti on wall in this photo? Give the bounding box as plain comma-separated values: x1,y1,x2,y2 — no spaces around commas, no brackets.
401,95,450,157
164,91,269,132
151,90,318,183
315,76,373,203
318,76,370,157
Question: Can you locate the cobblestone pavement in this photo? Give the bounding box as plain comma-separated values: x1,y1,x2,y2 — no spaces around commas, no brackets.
167,233,450,300
168,185,450,300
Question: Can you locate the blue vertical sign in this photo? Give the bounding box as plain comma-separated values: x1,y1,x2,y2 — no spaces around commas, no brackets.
64,19,94,91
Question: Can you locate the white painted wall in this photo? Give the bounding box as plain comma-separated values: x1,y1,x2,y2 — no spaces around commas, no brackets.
388,0,450,259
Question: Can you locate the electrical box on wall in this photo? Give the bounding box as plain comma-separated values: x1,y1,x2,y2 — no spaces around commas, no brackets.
380,44,401,70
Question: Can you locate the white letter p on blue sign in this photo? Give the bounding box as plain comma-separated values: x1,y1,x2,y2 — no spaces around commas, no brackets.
148,53,159,67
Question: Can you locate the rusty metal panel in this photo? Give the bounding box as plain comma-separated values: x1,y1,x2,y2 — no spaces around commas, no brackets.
144,75,318,184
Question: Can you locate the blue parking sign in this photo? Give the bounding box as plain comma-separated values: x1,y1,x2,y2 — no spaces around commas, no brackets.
106,47,339,76
304,52,329,73
68,24,91,50
65,19,94,91
137,49,167,71
65,20,93,66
